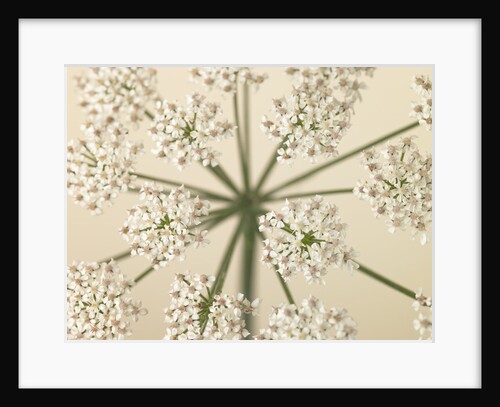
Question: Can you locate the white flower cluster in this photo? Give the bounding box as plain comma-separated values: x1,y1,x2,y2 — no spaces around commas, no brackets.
354,136,432,245
410,75,432,131
67,124,144,215
148,93,235,170
255,296,357,340
75,67,157,127
286,67,375,97
259,196,358,285
189,67,268,93
120,183,210,269
261,67,375,165
164,271,261,340
412,288,432,340
67,261,147,340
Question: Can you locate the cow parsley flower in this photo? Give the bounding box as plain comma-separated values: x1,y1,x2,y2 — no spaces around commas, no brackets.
67,124,144,215
410,75,432,131
74,67,157,126
412,288,432,311
355,137,432,245
164,271,261,340
285,67,375,98
189,67,268,93
120,183,210,269
259,196,358,284
413,311,432,340
148,93,235,170
67,260,147,340
412,289,432,340
255,296,357,340
261,67,375,165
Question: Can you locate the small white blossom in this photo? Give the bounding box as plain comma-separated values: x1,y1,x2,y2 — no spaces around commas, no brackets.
412,288,432,311
410,75,432,131
67,260,147,340
120,183,210,269
255,296,357,340
74,67,157,127
413,311,432,340
355,137,432,244
67,124,144,215
286,67,375,99
189,67,268,93
164,271,261,340
262,67,375,165
259,196,358,284
412,289,432,340
148,93,235,170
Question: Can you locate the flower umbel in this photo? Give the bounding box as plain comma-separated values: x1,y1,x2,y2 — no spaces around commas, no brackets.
67,261,147,340
255,295,357,340
148,93,235,170
410,75,432,131
261,67,375,165
355,136,432,244
259,196,358,284
120,183,210,269
164,271,261,340
189,67,268,93
75,67,157,127
67,124,144,215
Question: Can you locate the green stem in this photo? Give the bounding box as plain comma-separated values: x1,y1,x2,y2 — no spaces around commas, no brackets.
275,268,296,305
263,188,353,202
357,263,415,299
242,211,257,334
145,110,155,120
132,171,232,202
202,210,238,230
256,228,296,305
254,141,283,195
243,83,251,187
195,206,240,229
97,249,131,264
134,266,154,283
233,86,249,191
200,217,245,334
212,217,246,296
260,122,419,199
206,165,240,196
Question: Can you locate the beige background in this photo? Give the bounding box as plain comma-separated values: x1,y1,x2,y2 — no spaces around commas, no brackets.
67,67,432,340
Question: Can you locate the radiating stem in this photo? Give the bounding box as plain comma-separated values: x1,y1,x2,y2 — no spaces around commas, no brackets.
195,205,240,229
145,110,155,120
241,211,257,334
132,171,232,202
97,249,131,264
212,217,246,296
256,229,296,305
263,188,353,202
134,266,154,283
200,219,244,334
357,263,415,299
233,85,249,191
254,141,283,195
274,268,296,305
206,165,240,196
261,122,419,199
243,83,251,186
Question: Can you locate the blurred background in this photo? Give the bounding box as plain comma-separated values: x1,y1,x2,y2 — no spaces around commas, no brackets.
67,66,432,340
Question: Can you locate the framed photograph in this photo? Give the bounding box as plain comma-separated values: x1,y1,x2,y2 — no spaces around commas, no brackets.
19,19,481,388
